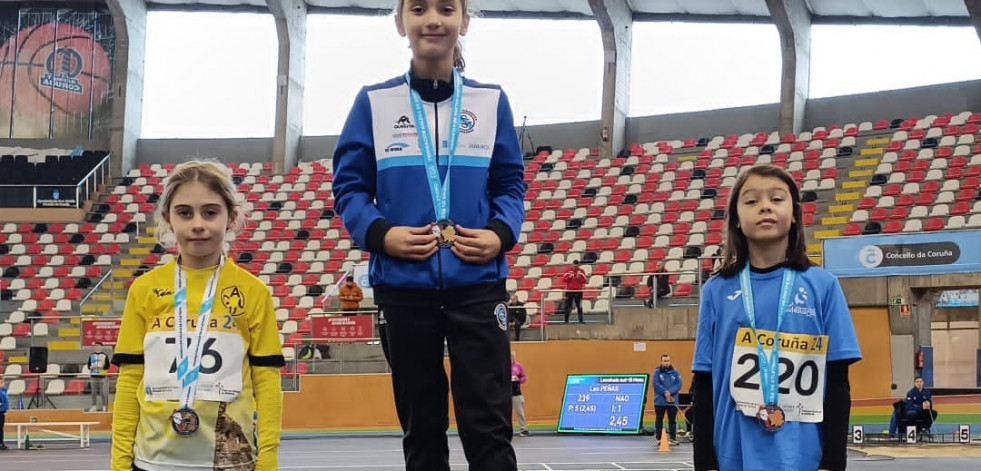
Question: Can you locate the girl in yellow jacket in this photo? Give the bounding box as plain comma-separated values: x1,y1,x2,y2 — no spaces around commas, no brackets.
111,160,284,471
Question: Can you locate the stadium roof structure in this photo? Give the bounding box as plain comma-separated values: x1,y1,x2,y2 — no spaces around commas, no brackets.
5,0,978,172
144,0,976,25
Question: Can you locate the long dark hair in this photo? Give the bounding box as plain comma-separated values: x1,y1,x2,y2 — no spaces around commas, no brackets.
714,164,812,278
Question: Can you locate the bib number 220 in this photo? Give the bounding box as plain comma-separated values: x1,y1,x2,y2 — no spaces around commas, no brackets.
732,352,819,396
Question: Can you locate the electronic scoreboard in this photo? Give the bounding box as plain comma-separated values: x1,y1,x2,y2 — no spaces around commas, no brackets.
556,374,649,434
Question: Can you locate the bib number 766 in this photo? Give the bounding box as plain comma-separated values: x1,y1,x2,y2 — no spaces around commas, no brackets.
166,337,223,374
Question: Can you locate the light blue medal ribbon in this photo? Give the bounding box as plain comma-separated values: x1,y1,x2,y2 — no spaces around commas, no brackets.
738,263,796,407
173,255,224,412
405,68,463,223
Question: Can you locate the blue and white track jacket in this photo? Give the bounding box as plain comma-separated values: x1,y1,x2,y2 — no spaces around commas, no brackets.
332,71,525,302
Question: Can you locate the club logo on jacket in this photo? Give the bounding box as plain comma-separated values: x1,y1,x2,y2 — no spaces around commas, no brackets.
787,286,817,317
394,115,415,129
221,286,246,316
153,288,174,298
460,110,477,133
495,303,508,331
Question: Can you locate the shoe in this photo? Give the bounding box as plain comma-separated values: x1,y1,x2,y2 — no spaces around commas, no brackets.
668,439,679,446
0,443,7,450
519,430,530,437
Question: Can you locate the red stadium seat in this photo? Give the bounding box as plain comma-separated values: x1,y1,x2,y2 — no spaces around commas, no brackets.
889,207,909,220
673,284,692,297
883,221,902,234
957,189,976,202
951,202,971,215
895,195,914,207
65,379,86,395
297,320,312,334
924,218,945,231
12,323,30,336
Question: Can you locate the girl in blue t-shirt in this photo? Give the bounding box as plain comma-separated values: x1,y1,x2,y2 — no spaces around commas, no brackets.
692,164,862,471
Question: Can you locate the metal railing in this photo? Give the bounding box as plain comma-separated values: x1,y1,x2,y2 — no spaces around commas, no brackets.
78,269,117,319
0,153,110,209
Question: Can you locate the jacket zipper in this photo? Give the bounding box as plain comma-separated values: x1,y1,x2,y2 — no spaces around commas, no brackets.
433,101,444,290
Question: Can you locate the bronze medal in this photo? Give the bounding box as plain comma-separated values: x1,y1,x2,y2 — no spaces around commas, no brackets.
171,407,200,436
756,404,785,432
433,219,456,248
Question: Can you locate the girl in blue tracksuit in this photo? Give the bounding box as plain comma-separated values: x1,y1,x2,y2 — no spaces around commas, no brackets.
331,1,524,470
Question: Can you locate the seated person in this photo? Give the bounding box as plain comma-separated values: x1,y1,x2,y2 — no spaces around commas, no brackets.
890,376,938,437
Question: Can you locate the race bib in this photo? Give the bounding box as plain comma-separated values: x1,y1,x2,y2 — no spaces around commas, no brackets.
729,327,828,423
143,328,245,403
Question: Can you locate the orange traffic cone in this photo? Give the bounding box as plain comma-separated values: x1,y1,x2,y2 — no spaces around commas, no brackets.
658,428,670,453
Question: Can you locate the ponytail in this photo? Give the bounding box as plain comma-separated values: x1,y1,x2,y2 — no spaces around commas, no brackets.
453,42,466,72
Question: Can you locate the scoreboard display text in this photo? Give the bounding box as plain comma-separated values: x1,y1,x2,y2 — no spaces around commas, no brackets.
557,374,649,434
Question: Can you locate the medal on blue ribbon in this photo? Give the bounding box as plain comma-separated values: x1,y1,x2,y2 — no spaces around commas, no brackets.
171,255,224,436
405,69,463,248
738,263,796,432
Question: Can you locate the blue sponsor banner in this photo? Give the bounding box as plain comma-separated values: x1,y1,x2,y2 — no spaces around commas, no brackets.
822,230,981,278
936,289,979,308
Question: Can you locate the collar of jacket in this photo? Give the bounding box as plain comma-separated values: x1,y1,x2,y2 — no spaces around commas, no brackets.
408,65,454,103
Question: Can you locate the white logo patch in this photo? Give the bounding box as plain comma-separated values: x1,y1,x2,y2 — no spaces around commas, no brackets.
788,286,817,317
494,303,508,331
794,287,808,305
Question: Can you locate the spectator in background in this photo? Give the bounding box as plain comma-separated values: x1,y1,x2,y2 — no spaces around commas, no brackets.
903,376,937,433
0,376,9,450
511,351,529,437
561,260,587,324
644,263,671,308
653,354,682,446
507,294,527,341
338,275,364,313
89,342,110,412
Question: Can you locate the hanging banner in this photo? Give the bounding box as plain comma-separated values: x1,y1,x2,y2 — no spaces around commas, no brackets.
311,315,373,342
0,5,115,139
823,230,981,278
81,318,121,346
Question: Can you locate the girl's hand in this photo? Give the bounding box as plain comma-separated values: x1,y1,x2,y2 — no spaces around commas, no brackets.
451,225,502,264
383,225,438,261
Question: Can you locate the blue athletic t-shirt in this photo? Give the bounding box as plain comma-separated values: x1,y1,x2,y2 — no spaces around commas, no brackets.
692,265,862,471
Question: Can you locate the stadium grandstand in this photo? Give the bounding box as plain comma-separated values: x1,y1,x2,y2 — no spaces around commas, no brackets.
1,0,980,469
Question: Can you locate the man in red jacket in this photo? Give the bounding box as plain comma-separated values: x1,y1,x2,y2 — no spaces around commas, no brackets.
561,260,587,324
